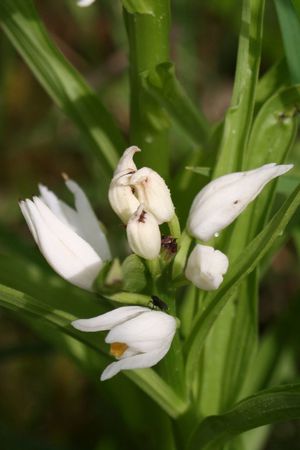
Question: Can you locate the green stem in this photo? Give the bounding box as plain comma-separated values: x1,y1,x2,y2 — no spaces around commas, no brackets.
172,230,193,279
124,1,171,178
168,213,181,239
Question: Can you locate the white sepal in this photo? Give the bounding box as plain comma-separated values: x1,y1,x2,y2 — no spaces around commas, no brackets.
126,205,161,260
113,146,140,177
188,163,293,241
185,244,229,290
108,179,140,224
72,306,177,380
77,0,96,7
20,179,111,290
19,198,103,291
130,167,175,224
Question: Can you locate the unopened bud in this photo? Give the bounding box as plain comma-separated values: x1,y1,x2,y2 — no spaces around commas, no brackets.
130,168,175,224
126,205,161,260
185,244,229,290
188,163,293,241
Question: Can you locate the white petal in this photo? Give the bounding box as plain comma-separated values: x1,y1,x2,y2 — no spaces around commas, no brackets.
100,344,171,381
72,306,150,332
130,168,175,224
185,244,229,290
105,311,176,349
108,179,140,224
188,163,293,241
126,204,161,260
77,0,96,7
113,146,140,177
65,179,111,261
24,199,102,290
19,201,38,243
38,184,81,230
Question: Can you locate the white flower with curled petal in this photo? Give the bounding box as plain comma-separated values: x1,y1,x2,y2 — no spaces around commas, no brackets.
72,306,177,380
185,245,229,291
19,178,111,291
126,204,161,260
108,146,175,224
188,163,293,242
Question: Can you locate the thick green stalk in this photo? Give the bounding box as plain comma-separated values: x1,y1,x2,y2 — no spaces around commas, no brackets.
124,2,171,178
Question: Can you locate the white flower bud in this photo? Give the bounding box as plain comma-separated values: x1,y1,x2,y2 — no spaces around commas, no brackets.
188,163,293,241
72,306,177,380
126,205,161,260
108,146,141,223
130,167,175,224
185,244,229,290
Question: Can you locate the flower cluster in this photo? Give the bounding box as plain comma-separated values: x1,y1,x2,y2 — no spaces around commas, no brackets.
185,163,293,290
19,146,293,380
108,146,175,260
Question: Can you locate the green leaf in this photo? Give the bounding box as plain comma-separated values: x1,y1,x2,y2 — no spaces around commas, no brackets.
0,0,125,175
122,254,148,292
214,0,265,176
122,0,154,15
220,272,258,409
185,166,211,177
185,184,300,387
142,62,209,147
255,59,290,109
274,0,300,84
187,384,300,450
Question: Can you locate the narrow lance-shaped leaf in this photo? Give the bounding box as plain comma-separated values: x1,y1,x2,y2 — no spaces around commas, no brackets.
187,384,300,450
185,183,300,386
274,0,300,84
0,0,125,175
141,62,209,147
214,0,265,176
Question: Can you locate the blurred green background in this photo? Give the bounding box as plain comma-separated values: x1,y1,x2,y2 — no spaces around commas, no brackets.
1,0,300,449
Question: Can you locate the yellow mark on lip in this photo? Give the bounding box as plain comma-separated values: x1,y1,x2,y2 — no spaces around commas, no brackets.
110,342,128,358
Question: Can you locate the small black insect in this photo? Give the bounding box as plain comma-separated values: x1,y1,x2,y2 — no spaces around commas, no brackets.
149,295,168,312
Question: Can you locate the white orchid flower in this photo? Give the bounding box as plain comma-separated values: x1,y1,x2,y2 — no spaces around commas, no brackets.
72,306,177,380
19,178,111,291
188,163,293,241
126,204,161,260
108,146,175,224
77,0,96,7
185,244,229,290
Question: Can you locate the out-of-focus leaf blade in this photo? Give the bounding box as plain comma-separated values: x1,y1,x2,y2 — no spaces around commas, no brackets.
255,59,290,109
0,0,125,175
214,0,265,176
122,0,154,14
142,62,209,146
274,0,300,84
185,184,300,385
187,384,300,450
